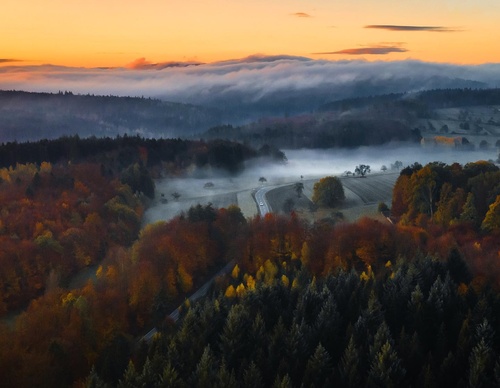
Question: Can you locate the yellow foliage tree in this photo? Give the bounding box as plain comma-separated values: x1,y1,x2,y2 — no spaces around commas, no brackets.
236,283,246,297
301,241,310,267
231,264,240,280
246,275,256,290
225,285,236,298
481,195,500,232
263,259,278,284
177,265,193,293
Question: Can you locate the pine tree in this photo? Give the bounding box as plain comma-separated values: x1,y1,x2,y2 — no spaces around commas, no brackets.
468,319,496,387
447,248,472,285
366,341,406,388
117,361,141,388
216,360,238,388
85,366,109,388
369,321,394,360
314,293,340,357
272,373,292,388
417,362,437,388
468,339,494,387
302,343,333,387
159,362,185,388
438,351,458,388
137,357,157,387
192,346,217,388
219,304,250,370
242,361,264,388
337,336,361,388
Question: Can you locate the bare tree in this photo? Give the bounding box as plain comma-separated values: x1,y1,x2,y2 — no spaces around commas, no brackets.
171,192,181,201
354,164,370,177
391,161,403,171
294,182,304,198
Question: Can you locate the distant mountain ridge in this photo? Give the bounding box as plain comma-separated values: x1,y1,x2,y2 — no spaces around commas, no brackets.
0,90,222,142
3,87,500,146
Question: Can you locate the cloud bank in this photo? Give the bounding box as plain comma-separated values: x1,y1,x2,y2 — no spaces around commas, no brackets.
1,56,500,122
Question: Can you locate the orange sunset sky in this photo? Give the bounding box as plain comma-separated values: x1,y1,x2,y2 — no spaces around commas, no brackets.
1,0,500,67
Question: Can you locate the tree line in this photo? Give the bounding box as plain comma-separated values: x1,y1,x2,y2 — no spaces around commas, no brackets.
0,135,285,176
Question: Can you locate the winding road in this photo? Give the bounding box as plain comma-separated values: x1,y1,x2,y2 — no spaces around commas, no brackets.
254,186,274,215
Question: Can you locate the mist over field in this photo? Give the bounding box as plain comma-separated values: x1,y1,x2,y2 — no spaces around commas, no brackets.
2,58,500,121
144,144,498,224
246,145,499,180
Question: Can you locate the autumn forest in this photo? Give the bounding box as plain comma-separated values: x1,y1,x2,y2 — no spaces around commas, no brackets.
0,132,500,387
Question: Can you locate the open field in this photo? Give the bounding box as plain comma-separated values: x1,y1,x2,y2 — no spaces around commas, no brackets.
266,173,398,223
418,105,500,148
339,173,398,204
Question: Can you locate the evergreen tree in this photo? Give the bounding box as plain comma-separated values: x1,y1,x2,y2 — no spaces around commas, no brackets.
366,341,406,388
369,321,394,360
117,361,141,388
137,357,157,387
438,352,459,388
469,339,495,388
219,304,251,371
192,346,218,388
417,362,437,388
468,319,496,387
159,362,185,388
447,248,472,285
85,366,109,388
272,373,292,388
216,360,238,388
242,361,264,388
302,343,333,387
337,336,362,388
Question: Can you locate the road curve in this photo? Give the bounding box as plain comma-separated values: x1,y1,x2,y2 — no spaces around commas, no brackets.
254,186,274,215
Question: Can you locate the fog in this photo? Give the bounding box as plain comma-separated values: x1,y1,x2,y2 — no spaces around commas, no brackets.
144,144,499,224
245,145,499,180
2,57,500,122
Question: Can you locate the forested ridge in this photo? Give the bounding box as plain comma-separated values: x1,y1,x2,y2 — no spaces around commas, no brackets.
1,150,500,386
320,88,500,115
0,135,285,176
0,90,222,141
203,118,421,149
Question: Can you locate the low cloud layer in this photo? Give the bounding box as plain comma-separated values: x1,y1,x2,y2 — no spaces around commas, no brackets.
1,56,500,122
365,25,461,32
